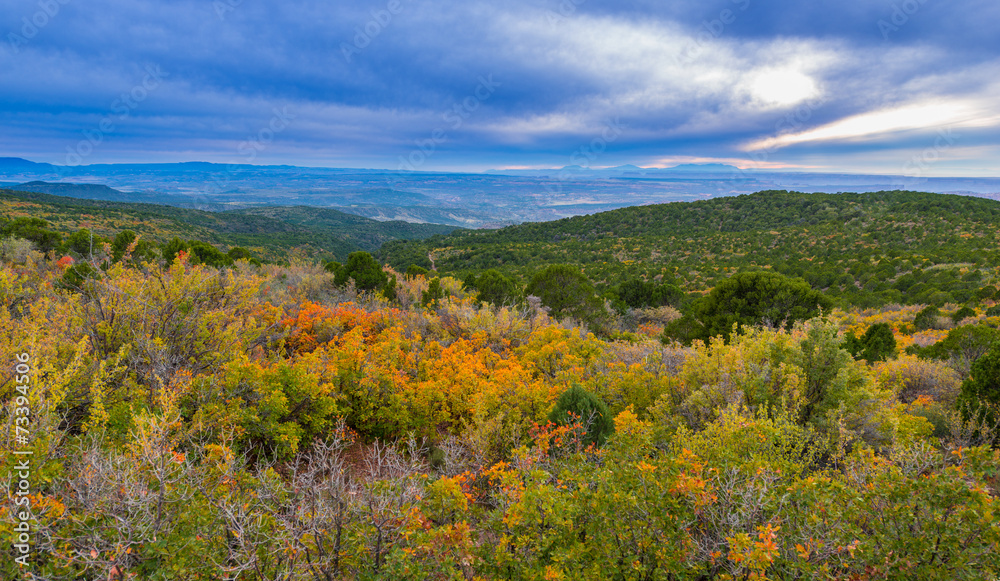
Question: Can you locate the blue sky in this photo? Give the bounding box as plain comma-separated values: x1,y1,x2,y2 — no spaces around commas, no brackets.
1,0,998,175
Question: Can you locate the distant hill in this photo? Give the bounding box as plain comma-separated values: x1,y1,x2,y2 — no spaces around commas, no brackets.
0,188,457,262
0,157,54,169
380,190,1000,307
230,205,457,251
485,163,743,176
664,163,741,173
14,181,137,202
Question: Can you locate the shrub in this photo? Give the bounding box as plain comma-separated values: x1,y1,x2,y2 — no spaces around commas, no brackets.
548,385,614,446
952,305,976,324
526,264,606,328
470,269,521,306
1,217,61,251
0,237,38,263
873,355,962,405
957,343,1000,445
914,305,943,330
844,322,897,363
690,271,831,342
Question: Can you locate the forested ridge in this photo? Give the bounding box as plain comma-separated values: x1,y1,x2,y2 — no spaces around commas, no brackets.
1,188,1000,579
382,190,1000,307
0,188,456,263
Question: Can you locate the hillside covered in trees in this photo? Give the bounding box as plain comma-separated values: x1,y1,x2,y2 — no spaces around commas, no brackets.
382,190,1000,308
0,188,456,263
2,188,1000,579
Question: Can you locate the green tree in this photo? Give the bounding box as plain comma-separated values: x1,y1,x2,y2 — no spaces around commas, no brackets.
226,246,258,265
187,241,232,267
914,305,942,330
845,323,897,363
661,315,707,346
337,251,388,292
526,264,605,326
690,271,831,341
952,306,976,324
161,237,189,264
548,385,614,446
1,217,62,252
323,260,343,278
471,269,521,306
422,277,445,307
58,262,101,293
615,277,682,309
112,230,155,263
957,344,1000,445
66,228,106,256
907,324,1000,371
796,319,854,424
975,285,997,301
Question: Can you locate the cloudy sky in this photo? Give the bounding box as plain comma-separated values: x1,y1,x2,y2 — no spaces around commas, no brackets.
2,0,998,175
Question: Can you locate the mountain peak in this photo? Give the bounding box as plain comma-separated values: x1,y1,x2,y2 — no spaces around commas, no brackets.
665,163,741,172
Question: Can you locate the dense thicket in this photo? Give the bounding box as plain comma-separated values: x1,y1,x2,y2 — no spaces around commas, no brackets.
1,190,999,579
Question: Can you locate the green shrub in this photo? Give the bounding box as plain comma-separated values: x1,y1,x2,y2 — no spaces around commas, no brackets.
526,264,606,328
952,306,976,324
548,385,614,446
957,344,1000,446
845,323,897,363
688,271,831,342
914,305,942,330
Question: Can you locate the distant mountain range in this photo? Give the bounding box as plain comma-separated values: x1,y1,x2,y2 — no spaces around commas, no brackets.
484,163,745,177
1,157,997,228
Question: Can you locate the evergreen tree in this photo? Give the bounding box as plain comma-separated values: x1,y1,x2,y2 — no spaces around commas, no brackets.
548,385,614,446
526,264,605,326
689,271,831,341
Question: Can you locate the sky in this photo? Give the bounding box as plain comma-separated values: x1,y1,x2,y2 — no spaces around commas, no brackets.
1,0,998,176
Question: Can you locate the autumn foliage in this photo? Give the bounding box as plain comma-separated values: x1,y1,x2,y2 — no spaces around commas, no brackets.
1,248,999,580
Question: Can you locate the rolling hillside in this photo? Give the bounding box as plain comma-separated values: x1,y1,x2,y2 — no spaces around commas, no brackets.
381,190,1000,306
0,188,457,262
